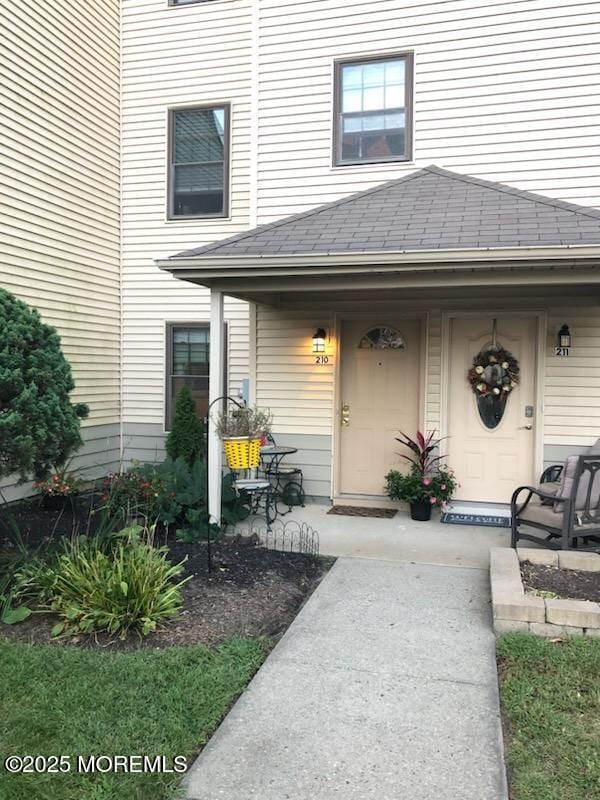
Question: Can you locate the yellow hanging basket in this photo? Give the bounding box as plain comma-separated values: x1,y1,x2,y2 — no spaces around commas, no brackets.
223,436,261,469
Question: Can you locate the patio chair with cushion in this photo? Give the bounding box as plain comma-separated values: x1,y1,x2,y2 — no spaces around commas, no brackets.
511,454,600,552
538,438,600,501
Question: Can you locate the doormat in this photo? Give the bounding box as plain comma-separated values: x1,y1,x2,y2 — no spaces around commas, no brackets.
441,512,511,528
327,506,397,519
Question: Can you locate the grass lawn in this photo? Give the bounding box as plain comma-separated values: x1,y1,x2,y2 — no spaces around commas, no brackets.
497,633,600,800
0,637,268,800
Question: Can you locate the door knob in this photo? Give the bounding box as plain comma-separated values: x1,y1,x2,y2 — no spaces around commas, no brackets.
519,424,533,430
341,403,350,427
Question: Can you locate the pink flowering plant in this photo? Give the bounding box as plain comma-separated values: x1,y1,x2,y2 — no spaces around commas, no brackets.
385,430,457,508
33,463,83,497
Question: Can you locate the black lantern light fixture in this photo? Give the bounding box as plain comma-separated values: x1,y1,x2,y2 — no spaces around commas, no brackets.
312,328,327,354
558,324,571,349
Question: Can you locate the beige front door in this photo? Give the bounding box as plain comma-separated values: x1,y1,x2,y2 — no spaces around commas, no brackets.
447,316,537,503
339,318,421,495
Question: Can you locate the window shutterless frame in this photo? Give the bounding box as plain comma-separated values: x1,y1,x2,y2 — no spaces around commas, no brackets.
332,52,414,167
167,103,230,220
165,322,228,430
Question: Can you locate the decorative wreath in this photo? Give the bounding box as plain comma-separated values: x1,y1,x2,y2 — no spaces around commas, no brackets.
467,346,520,398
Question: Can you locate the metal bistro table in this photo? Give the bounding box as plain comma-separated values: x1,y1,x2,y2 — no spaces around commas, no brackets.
260,445,302,514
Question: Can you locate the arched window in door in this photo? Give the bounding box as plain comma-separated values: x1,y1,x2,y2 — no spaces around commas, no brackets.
358,326,406,350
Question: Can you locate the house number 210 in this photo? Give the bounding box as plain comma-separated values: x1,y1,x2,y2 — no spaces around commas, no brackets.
315,355,329,364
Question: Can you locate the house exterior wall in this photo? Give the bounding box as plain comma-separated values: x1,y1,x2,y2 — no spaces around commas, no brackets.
120,0,253,458
121,0,600,479
255,294,600,500
248,0,600,499
4,1,598,501
256,0,600,221
0,0,121,496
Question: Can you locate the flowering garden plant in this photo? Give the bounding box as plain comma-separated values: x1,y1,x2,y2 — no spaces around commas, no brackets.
33,465,82,497
385,466,456,508
384,430,457,508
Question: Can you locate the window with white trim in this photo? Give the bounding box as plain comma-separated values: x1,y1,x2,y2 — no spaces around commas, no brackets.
334,53,413,166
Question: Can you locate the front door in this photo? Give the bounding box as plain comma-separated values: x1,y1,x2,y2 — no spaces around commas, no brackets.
339,318,421,496
447,316,537,503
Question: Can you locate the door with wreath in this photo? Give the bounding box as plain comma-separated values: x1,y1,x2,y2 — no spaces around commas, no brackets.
447,316,537,503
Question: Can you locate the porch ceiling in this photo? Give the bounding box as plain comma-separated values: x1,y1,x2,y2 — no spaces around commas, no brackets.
157,165,600,303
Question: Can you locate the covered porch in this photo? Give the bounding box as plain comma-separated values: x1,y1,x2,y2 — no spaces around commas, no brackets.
157,165,600,527
248,501,511,569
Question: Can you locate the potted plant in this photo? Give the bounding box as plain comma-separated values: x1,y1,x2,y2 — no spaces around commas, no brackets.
385,430,456,521
33,463,83,512
213,406,273,470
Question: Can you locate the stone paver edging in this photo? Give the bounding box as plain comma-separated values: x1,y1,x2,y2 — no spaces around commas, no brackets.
491,547,600,637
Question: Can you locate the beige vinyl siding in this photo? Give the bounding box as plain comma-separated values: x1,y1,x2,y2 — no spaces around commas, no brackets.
255,307,336,437
121,0,253,428
545,305,600,447
256,0,600,222
425,310,442,434
0,0,120,429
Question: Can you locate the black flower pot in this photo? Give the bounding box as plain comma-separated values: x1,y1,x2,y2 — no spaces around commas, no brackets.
410,501,432,521
42,494,71,512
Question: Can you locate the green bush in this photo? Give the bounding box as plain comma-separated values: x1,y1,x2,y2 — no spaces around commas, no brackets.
0,288,88,481
15,526,189,639
385,465,456,507
99,463,167,523
166,386,205,465
99,457,234,542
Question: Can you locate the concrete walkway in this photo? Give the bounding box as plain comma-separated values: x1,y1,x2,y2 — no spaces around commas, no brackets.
184,558,508,800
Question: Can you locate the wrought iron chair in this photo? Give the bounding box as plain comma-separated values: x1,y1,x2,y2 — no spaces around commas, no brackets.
260,433,305,512
511,455,600,552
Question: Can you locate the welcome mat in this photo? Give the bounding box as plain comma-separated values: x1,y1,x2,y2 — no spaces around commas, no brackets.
327,506,397,519
441,512,511,528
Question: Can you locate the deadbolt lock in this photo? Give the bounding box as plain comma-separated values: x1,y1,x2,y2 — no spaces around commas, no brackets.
341,403,350,427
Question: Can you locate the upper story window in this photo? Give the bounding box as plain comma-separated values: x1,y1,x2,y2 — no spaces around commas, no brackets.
334,53,413,166
168,105,229,219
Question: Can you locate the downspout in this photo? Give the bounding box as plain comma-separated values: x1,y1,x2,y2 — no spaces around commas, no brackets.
118,0,124,470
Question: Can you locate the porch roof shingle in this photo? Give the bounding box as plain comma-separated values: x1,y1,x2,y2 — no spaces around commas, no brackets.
172,165,600,260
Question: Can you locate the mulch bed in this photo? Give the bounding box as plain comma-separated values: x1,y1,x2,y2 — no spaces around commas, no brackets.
0,492,105,549
0,495,332,650
327,505,397,518
521,560,600,603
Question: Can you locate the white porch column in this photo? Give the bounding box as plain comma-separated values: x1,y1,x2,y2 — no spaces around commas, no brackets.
208,289,225,525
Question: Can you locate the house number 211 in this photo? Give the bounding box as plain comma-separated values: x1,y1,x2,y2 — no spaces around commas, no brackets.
315,355,329,364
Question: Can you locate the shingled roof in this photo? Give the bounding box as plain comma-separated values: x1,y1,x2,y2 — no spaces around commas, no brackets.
172,165,600,260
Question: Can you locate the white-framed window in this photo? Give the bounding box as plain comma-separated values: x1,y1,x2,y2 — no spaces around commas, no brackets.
333,52,413,166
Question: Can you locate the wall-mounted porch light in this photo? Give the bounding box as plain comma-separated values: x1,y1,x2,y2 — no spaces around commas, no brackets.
312,328,327,353
558,324,571,348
